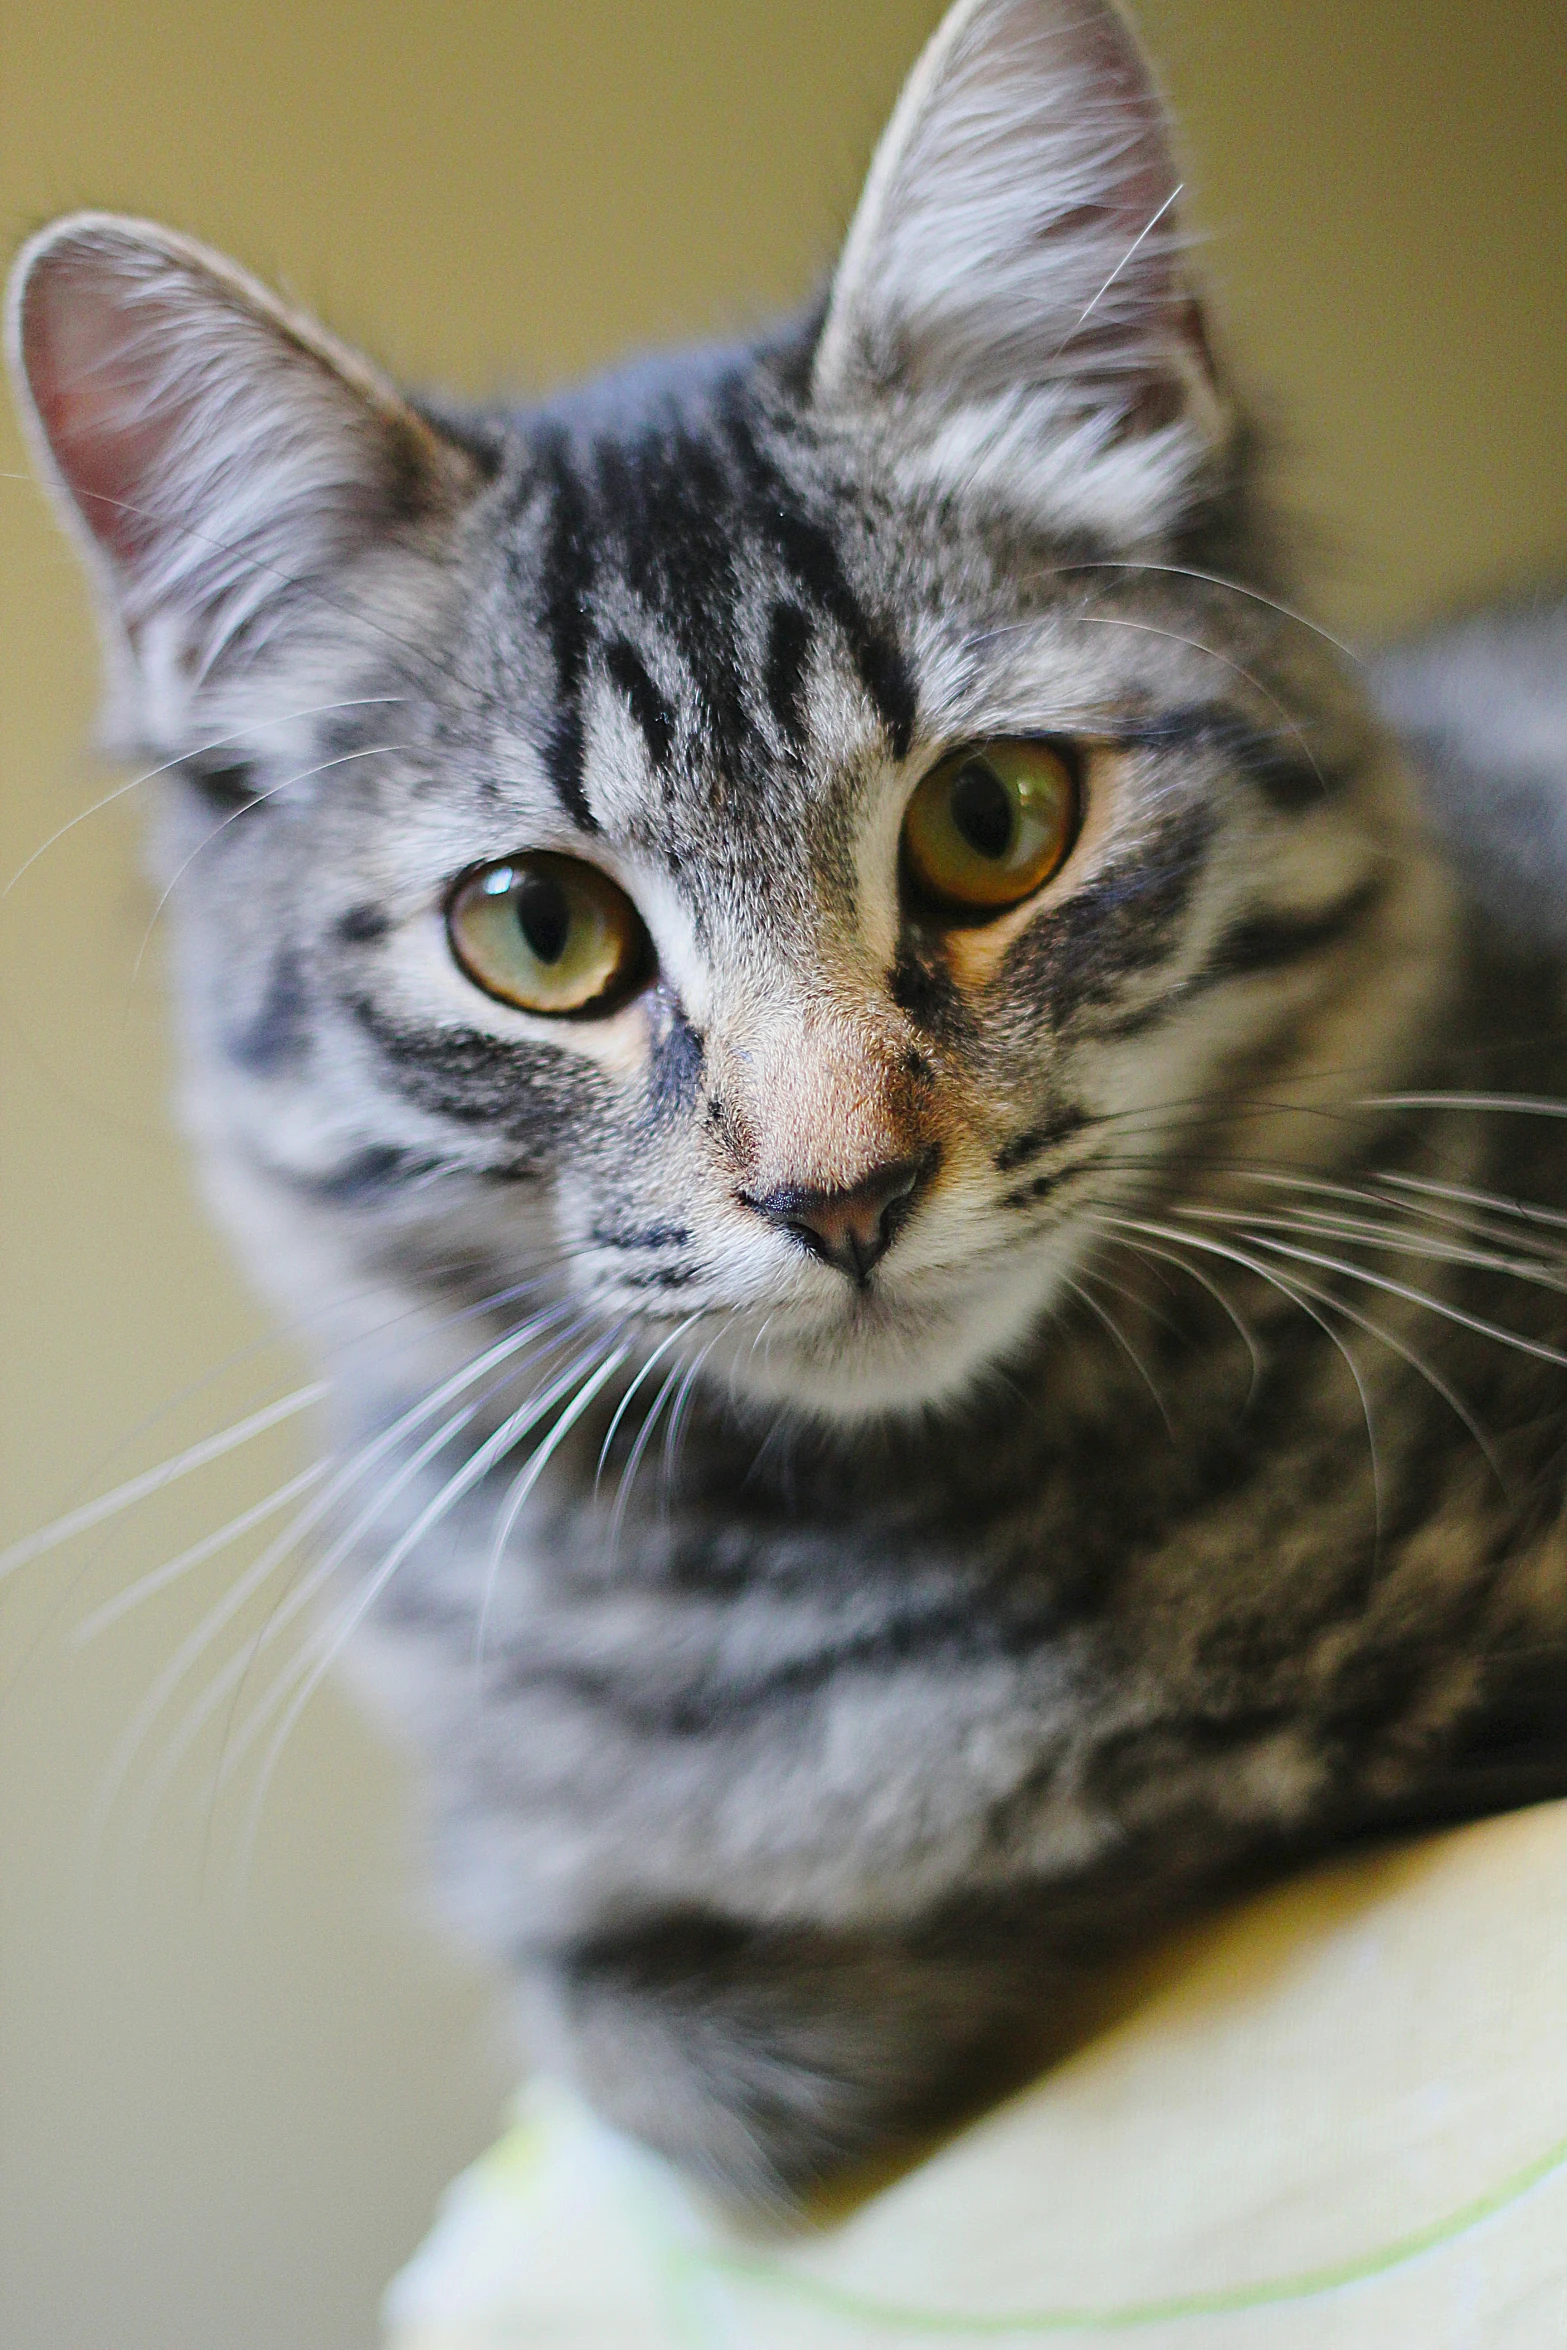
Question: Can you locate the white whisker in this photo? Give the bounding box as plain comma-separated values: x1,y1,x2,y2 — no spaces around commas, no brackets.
1363,1093,1567,1121
594,1313,706,1494
0,1383,328,1581
1061,1271,1175,1437
110,1396,493,1895
228,1338,631,1887
1050,183,1184,359
1220,1227,1567,1374
609,1354,690,1554
129,741,417,986
1091,1226,1264,1406
1076,615,1330,797
72,1461,330,1642
2,697,405,899
1098,1212,1386,1543
659,1329,724,1509
473,1337,633,1663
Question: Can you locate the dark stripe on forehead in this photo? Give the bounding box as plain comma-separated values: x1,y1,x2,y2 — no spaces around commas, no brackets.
765,603,814,750
604,638,676,772
1125,703,1345,814
592,426,749,775
720,397,916,760
536,434,602,833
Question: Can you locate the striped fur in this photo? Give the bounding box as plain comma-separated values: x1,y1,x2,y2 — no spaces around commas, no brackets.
11,0,1567,2203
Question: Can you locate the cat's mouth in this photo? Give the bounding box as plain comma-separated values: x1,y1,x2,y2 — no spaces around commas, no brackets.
711,1238,1063,1420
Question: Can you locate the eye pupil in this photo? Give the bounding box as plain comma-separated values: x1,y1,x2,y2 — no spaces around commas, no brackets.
514,873,571,964
949,760,1014,860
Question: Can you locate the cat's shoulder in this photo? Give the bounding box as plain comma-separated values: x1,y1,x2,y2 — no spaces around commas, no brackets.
1374,592,1567,944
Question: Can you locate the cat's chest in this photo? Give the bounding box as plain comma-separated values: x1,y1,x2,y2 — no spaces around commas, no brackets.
377,1403,1406,1758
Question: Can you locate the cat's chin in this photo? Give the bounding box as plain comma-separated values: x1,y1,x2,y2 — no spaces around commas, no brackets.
712,1257,1059,1424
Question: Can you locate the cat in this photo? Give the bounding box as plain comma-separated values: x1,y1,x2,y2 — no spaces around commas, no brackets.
9,0,1567,2206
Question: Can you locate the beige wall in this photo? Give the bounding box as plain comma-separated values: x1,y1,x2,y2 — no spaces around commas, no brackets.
1,4,1562,2345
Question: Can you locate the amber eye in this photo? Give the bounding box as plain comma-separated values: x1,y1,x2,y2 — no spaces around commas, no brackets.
902,740,1079,915
447,853,648,1015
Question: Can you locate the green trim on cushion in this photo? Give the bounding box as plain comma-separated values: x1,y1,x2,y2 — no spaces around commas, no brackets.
671,2123,1567,2336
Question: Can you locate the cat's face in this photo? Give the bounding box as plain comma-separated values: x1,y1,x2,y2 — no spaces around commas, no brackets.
7,0,1445,1421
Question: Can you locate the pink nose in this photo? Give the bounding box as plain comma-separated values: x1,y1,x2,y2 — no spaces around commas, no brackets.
743,1158,928,1285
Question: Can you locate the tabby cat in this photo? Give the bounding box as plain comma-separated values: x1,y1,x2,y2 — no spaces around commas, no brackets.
10,0,1567,2204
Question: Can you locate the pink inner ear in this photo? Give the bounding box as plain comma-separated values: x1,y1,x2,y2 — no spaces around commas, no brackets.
21,251,186,569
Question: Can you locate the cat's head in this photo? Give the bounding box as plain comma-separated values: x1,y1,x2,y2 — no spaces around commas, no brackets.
7,0,1446,1421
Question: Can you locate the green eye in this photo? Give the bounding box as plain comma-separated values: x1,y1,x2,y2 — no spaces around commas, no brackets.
447,853,649,1015
903,740,1079,915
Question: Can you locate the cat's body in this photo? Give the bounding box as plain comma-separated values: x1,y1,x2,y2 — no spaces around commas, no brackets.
10,0,1567,2204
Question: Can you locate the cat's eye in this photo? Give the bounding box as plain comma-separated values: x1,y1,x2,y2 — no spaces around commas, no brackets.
902,740,1079,916
447,854,649,1015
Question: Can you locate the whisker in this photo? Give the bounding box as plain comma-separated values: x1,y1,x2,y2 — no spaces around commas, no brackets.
1103,1208,1507,1492
1050,560,1362,667
1213,1226,1567,1375
594,1312,706,1492
2,696,405,899
1075,615,1331,797
226,1334,629,1884
1060,1271,1175,1437
1261,1261,1506,1496
609,1352,692,1555
0,1382,328,1580
90,1303,579,1873
473,1333,633,1663
1363,1093,1567,1122
659,1328,725,1511
194,1307,585,1739
1374,1171,1567,1238
1090,1227,1264,1408
1181,1203,1567,1294
1048,185,1185,360
72,1460,330,1642
1095,1211,1386,1544
128,740,417,988
105,1396,489,1897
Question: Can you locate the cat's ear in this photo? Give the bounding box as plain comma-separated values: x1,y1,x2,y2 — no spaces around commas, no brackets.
6,213,481,716
814,0,1226,502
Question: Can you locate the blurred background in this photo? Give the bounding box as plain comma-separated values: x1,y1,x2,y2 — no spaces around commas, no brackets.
0,3,1562,2344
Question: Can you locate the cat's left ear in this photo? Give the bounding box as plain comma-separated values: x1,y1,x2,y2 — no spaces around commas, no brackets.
814,0,1227,514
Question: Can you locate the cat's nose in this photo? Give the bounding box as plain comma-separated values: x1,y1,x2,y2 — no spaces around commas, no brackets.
745,1158,927,1286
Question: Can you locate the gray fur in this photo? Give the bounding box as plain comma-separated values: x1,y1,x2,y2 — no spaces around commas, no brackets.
11,0,1567,2207
1375,595,1567,941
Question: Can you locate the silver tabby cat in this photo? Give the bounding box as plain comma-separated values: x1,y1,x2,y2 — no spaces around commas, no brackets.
10,0,1567,2203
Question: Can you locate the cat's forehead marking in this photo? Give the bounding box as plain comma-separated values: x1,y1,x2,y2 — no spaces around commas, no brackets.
488,355,917,853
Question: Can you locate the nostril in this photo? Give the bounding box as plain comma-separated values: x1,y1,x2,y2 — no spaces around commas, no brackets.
743,1156,930,1284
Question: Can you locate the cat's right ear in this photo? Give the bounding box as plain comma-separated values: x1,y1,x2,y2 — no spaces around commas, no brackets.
6,213,481,729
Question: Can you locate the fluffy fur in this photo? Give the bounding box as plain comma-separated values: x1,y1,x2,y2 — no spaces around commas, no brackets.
10,0,1567,2203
